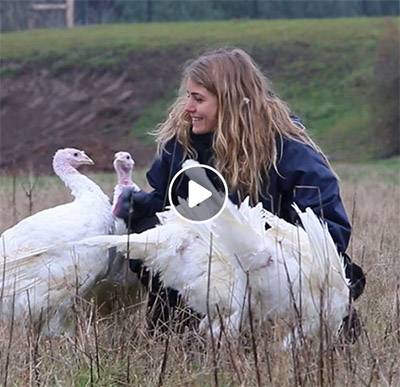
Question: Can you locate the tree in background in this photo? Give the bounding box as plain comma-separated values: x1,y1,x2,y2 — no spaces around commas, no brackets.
370,20,400,157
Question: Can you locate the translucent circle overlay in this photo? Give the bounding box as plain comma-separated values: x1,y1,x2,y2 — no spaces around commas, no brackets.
168,164,228,224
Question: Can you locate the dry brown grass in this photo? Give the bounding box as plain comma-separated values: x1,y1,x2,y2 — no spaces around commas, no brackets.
0,163,399,386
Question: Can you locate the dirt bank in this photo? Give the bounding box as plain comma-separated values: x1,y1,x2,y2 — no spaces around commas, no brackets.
0,48,194,174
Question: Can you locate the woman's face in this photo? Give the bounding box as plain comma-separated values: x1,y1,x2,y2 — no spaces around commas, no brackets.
185,78,218,135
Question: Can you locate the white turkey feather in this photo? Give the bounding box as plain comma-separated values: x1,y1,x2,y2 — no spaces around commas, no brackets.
0,243,112,334
292,203,349,289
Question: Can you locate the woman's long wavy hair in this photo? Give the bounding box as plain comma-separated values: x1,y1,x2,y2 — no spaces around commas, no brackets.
154,48,327,203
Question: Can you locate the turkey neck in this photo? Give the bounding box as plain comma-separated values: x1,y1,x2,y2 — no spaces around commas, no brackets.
53,159,104,199
112,168,134,211
116,167,134,188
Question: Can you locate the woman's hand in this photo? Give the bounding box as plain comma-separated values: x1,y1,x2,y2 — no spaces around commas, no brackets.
113,188,150,221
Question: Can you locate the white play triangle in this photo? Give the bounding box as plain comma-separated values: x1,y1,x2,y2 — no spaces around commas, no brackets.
188,180,212,208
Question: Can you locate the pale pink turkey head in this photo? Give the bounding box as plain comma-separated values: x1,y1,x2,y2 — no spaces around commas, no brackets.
113,151,135,178
53,148,94,175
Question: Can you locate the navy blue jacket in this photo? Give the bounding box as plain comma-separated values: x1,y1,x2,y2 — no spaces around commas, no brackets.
136,130,351,254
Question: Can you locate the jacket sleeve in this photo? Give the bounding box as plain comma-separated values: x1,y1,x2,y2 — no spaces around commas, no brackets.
143,156,170,215
136,139,180,217
278,139,351,254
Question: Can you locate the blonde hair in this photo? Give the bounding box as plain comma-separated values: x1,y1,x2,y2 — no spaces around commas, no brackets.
154,48,327,203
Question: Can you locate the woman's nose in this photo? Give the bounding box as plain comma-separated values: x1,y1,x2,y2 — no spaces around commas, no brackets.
185,98,196,113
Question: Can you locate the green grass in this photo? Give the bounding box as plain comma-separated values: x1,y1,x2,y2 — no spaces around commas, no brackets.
131,94,175,145
1,17,398,160
0,18,391,65
334,157,400,186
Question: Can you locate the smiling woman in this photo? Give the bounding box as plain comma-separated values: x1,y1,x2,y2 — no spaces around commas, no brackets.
113,47,365,333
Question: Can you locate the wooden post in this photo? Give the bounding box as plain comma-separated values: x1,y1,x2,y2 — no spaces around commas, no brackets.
66,0,74,28
30,0,74,29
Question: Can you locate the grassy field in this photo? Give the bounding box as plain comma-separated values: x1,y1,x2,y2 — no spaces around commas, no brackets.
0,160,399,385
1,17,398,161
0,18,388,62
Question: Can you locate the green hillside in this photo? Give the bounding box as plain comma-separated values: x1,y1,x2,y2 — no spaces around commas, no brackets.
1,17,398,165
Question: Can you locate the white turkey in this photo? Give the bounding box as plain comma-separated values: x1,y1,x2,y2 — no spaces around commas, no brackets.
179,160,350,341
91,151,141,312
112,151,140,235
0,148,113,255
0,148,114,334
62,160,351,343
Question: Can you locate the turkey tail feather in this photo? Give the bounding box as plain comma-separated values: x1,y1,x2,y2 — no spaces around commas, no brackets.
292,204,347,284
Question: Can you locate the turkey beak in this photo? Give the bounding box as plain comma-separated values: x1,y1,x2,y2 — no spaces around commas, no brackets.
82,154,95,165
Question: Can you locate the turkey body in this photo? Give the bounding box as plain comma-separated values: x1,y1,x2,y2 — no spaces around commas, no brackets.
0,149,114,334
1,174,113,256
76,196,349,342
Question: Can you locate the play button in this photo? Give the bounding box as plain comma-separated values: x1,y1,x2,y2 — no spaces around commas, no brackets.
168,161,228,223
